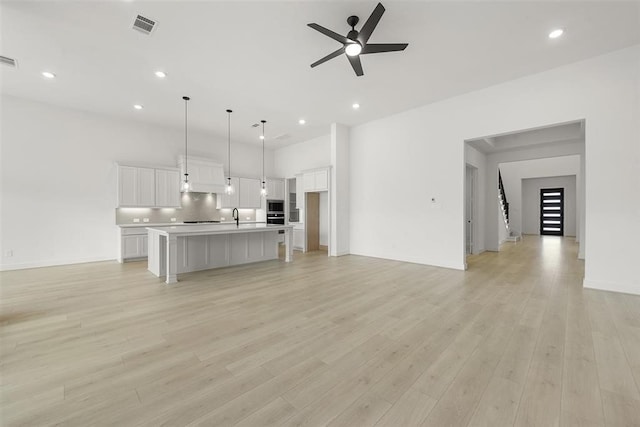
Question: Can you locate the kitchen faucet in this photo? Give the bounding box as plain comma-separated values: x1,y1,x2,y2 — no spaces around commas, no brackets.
232,208,239,227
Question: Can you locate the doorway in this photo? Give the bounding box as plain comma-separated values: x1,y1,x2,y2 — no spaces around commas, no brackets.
540,187,564,236
305,192,328,252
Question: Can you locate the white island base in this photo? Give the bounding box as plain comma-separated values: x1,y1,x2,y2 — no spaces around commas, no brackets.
147,224,293,284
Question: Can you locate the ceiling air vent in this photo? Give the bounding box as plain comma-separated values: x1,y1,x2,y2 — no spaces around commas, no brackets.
0,55,17,68
274,133,291,141
132,14,157,35
251,123,260,128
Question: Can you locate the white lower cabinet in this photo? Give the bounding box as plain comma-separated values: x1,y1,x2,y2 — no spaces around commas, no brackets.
119,227,148,262
170,232,278,274
293,226,305,251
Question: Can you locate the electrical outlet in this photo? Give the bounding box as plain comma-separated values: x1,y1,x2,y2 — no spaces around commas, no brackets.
170,218,176,222
246,217,250,220
5,250,13,257
221,217,226,220
143,218,149,223
133,218,140,223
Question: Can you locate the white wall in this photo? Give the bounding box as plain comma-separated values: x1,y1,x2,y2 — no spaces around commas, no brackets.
499,155,581,238
273,134,330,179
522,176,577,236
349,45,639,295
0,95,274,270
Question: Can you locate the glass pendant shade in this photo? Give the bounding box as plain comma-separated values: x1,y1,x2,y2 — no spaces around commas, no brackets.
261,181,267,198
182,175,190,192
225,177,233,195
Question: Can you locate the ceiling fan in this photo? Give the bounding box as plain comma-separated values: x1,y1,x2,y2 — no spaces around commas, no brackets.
308,2,408,77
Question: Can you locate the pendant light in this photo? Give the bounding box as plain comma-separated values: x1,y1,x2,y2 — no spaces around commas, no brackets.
181,96,191,192
260,120,268,198
225,109,234,195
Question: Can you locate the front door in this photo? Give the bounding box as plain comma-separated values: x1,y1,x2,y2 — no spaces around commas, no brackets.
540,187,564,236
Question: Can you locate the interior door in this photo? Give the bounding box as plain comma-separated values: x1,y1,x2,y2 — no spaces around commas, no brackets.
465,166,475,255
305,192,320,252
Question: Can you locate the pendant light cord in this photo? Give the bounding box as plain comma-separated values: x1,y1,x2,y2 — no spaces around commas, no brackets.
227,109,232,180
261,121,266,182
184,98,188,176
183,96,190,181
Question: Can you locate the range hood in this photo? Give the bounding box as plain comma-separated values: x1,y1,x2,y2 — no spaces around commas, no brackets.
177,155,226,194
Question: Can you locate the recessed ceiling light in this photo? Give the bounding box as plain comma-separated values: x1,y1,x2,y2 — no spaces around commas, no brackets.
41,71,56,79
548,29,564,39
352,103,360,110
154,71,166,78
133,104,144,110
299,119,306,125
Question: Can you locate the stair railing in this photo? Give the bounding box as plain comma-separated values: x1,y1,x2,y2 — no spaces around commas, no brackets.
498,170,509,224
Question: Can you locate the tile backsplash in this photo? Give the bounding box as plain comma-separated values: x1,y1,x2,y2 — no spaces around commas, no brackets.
116,192,257,224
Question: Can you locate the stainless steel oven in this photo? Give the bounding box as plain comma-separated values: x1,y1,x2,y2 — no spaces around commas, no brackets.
266,213,285,225
267,200,285,240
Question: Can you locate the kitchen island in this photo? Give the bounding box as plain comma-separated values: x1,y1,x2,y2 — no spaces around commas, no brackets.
147,223,293,284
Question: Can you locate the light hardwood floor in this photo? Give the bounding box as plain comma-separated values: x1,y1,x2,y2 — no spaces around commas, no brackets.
2,236,640,426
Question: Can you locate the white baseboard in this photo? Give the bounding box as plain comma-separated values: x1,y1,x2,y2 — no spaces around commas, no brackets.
0,256,115,272
583,278,640,296
333,250,350,257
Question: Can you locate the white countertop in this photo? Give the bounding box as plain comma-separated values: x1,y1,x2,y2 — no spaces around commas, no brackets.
119,221,265,228
146,223,293,236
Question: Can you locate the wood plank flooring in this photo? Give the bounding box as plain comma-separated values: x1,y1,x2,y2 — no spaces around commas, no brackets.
1,236,639,426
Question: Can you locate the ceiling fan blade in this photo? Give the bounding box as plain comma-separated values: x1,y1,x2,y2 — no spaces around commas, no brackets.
361,43,408,54
348,55,364,76
310,47,345,68
308,23,349,45
357,2,385,45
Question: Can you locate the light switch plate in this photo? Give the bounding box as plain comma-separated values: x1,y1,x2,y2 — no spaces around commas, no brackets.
143,218,149,223
133,218,140,223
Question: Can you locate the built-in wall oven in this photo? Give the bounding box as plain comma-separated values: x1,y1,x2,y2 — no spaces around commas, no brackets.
267,200,285,240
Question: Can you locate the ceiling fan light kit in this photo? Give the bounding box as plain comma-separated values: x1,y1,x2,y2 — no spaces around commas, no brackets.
308,2,408,76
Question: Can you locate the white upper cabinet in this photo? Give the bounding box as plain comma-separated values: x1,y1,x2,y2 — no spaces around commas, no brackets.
137,168,156,206
216,177,239,209
118,165,155,207
155,169,181,208
217,177,262,209
302,167,330,192
266,178,285,200
118,166,138,207
239,177,261,208
178,156,225,194
117,164,180,208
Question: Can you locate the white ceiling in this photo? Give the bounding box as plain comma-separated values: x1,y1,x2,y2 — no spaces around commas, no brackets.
467,120,585,154
1,1,639,148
